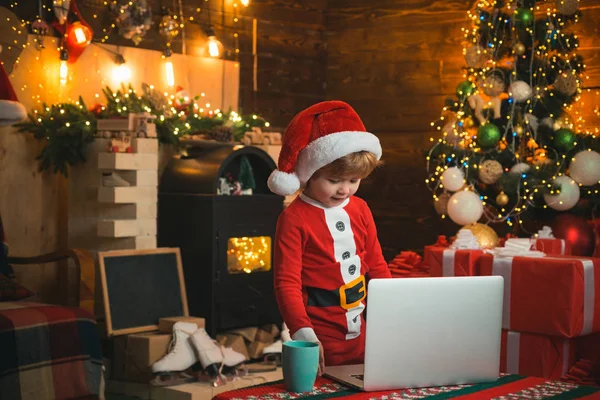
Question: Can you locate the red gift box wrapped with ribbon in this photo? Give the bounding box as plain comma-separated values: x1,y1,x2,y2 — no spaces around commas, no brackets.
480,254,600,338
500,330,575,380
424,245,485,277
533,238,571,256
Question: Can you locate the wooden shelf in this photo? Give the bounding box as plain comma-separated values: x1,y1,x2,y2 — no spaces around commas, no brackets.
98,187,158,204
98,153,158,170
97,219,157,238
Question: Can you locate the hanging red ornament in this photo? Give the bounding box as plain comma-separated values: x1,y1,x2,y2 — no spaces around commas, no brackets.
51,1,94,64
66,21,92,49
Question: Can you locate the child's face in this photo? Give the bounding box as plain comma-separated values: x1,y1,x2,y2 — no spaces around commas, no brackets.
304,174,361,207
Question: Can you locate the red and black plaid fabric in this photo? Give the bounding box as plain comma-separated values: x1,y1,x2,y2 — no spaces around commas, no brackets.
0,274,33,301
0,302,104,399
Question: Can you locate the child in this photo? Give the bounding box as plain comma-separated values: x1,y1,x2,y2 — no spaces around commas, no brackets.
267,100,392,373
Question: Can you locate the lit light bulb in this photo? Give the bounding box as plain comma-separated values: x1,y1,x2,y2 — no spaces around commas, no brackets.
112,54,131,84
59,49,68,85
240,0,249,5
73,26,87,44
208,36,221,57
165,60,175,87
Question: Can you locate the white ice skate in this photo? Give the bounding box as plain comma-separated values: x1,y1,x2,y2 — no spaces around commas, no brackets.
151,322,200,386
189,328,247,386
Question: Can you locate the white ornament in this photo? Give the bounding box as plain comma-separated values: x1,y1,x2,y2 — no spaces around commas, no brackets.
524,113,539,134
509,81,533,102
510,162,531,174
569,150,600,186
543,176,580,211
447,190,484,225
441,167,465,192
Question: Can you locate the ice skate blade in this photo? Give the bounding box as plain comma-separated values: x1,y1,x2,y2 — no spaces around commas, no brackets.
263,353,282,366
150,372,196,387
247,361,278,373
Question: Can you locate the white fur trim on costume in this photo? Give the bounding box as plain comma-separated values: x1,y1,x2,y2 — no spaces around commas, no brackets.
268,169,301,196
0,100,27,126
296,130,381,185
292,327,319,343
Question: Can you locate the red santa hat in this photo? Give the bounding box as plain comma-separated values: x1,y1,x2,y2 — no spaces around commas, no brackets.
267,100,382,196
0,63,27,126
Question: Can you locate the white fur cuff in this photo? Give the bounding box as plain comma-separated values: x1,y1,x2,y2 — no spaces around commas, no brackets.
0,100,27,126
292,327,319,343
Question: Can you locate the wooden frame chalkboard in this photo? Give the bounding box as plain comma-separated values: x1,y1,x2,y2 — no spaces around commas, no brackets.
98,248,189,336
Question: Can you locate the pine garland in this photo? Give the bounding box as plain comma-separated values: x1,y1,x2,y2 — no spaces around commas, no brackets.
14,84,270,176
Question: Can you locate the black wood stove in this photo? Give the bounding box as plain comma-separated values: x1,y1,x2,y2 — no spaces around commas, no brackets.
158,142,283,336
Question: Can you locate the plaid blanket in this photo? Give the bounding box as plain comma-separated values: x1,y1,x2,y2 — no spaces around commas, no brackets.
0,302,104,400
213,375,600,400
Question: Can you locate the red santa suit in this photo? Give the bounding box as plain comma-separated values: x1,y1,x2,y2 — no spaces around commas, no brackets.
274,193,391,366
266,100,387,365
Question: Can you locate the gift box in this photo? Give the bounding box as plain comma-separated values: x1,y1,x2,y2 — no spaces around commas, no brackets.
480,254,600,338
112,332,171,382
424,245,485,277
533,238,571,256
500,330,575,380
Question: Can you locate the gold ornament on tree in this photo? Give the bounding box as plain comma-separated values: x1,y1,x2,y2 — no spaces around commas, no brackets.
479,159,504,184
459,223,500,249
556,0,579,15
465,45,487,68
496,191,509,206
434,192,451,215
554,73,578,96
482,72,505,97
513,42,526,55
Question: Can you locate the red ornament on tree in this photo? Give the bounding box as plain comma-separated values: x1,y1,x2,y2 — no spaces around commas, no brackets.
51,1,93,64
551,214,596,257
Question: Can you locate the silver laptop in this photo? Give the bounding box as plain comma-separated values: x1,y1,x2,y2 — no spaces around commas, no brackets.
324,276,503,391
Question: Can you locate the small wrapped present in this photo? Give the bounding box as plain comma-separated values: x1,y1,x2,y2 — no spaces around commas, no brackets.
388,251,429,278
424,245,485,277
500,330,575,380
480,254,600,337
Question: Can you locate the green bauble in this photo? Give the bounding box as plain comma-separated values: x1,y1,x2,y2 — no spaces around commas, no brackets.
553,128,576,151
477,124,501,148
456,80,476,100
514,8,533,25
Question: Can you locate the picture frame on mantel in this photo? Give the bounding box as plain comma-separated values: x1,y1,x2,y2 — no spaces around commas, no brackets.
98,247,189,336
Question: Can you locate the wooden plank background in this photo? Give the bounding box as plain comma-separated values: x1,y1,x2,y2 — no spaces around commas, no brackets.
326,0,600,260
2,0,600,302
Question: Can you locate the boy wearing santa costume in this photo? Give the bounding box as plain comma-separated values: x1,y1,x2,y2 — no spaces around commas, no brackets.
268,100,391,373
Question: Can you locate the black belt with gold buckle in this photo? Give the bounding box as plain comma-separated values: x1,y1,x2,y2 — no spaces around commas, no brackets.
306,275,366,310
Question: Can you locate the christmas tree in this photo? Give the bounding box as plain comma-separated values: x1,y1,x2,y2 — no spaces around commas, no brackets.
425,0,599,243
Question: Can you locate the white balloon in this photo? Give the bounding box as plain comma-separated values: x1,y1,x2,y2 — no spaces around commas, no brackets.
509,81,532,102
543,176,580,211
441,167,465,192
510,162,531,174
569,150,600,186
447,190,484,225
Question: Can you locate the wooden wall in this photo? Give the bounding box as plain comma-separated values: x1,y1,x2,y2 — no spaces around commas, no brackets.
0,0,326,302
326,0,600,260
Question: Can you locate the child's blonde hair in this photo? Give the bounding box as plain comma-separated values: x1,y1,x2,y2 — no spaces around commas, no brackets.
313,151,381,179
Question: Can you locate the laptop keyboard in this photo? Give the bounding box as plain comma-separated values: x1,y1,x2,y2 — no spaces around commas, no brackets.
350,374,364,381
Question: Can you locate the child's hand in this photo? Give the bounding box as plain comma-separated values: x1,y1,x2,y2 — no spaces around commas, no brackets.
317,341,325,376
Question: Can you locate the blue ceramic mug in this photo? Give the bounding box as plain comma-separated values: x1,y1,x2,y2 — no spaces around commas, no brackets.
282,341,319,392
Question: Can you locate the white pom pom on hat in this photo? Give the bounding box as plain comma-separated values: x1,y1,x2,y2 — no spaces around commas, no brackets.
267,100,382,196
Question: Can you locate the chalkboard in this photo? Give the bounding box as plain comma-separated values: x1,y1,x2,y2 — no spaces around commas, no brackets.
98,248,189,336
